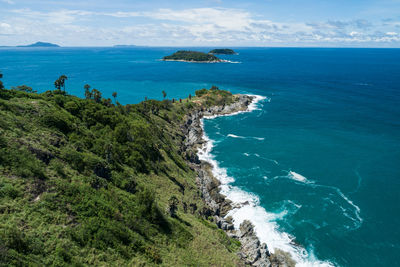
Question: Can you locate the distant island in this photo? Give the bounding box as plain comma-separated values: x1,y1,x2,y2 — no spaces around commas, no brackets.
209,49,236,55
17,42,60,48
113,45,138,48
162,50,222,63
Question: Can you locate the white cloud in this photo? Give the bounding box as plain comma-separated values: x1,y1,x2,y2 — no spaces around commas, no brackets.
1,7,400,46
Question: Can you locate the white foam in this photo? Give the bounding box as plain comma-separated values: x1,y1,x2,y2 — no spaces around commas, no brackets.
227,134,246,139
227,134,265,141
247,94,268,111
198,95,335,267
335,188,363,228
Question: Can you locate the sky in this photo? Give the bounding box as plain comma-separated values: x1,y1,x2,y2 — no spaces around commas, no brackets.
1,0,400,47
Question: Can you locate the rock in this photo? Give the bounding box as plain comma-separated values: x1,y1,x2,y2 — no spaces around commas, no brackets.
270,249,296,267
238,220,272,266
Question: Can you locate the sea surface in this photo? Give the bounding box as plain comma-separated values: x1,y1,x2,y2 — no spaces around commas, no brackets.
1,47,399,266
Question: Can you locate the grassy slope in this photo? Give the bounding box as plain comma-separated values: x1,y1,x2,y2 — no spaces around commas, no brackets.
0,88,240,266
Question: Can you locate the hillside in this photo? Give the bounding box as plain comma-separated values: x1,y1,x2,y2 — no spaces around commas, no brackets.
0,82,244,266
162,51,221,62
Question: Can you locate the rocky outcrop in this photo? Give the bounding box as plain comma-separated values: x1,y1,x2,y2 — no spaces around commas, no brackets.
180,94,289,266
237,220,274,267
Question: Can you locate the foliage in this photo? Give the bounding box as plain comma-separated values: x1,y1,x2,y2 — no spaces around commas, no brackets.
0,85,240,266
0,72,4,90
11,85,34,93
163,50,221,62
209,49,236,55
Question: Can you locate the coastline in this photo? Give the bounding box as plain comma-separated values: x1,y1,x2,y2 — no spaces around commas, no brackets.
182,94,335,267
181,94,295,266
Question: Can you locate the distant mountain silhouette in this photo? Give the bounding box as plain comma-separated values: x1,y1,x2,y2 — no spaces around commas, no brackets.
18,42,60,47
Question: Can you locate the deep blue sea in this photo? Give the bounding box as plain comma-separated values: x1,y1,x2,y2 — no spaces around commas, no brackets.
1,47,399,266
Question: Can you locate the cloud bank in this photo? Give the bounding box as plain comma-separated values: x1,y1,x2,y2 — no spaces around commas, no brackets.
0,7,399,47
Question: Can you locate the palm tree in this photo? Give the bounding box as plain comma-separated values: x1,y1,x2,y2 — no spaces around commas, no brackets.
92,89,102,103
54,75,67,92
54,79,61,90
84,84,92,99
59,75,68,92
162,90,167,99
112,92,117,103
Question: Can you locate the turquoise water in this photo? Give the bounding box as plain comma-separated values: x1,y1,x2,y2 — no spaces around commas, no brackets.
1,47,399,266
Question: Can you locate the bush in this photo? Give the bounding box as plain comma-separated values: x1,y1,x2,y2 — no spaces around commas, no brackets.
41,110,74,134
64,101,80,116
0,183,20,199
195,88,208,97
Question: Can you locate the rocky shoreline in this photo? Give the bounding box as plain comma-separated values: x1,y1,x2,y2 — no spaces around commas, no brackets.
181,94,295,267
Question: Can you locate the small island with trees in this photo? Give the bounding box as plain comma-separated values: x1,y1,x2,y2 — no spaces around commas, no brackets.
162,50,222,63
209,49,236,55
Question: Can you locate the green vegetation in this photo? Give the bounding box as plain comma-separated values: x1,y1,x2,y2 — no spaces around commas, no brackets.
163,51,221,62
0,77,241,266
0,73,4,90
209,49,236,55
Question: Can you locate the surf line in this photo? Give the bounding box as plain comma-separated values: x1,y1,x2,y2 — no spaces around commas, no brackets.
198,95,334,267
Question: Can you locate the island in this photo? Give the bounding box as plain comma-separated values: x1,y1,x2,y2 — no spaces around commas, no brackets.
209,48,236,55
113,45,138,48
162,50,222,63
17,42,60,47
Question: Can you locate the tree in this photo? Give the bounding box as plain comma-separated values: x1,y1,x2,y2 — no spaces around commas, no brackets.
167,196,179,218
102,98,112,107
54,75,68,92
13,85,33,93
54,79,61,90
0,72,4,90
91,89,102,103
59,75,68,92
211,85,219,90
84,84,92,99
162,90,167,99
112,92,117,103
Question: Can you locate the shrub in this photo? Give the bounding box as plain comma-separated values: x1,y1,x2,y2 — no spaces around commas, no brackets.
0,183,20,199
64,101,80,116
195,88,208,97
41,110,74,134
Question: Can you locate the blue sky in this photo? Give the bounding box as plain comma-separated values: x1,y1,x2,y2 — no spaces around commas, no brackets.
1,0,399,47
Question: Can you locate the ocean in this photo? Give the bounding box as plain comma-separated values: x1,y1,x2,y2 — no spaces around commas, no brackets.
1,47,399,266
